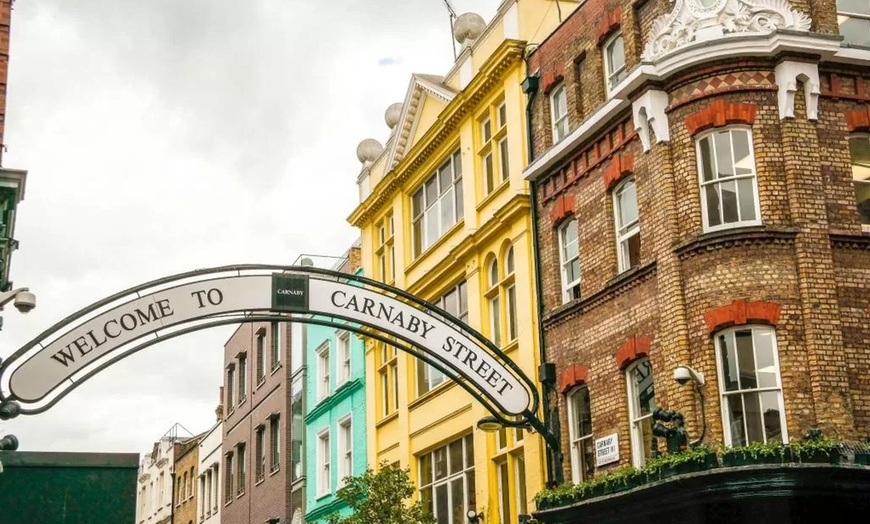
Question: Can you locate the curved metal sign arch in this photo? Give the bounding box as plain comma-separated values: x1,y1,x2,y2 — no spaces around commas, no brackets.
0,265,538,422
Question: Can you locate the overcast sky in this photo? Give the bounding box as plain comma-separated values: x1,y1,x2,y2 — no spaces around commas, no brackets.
1,0,501,455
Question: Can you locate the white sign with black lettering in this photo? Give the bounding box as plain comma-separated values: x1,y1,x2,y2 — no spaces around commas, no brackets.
595,433,619,467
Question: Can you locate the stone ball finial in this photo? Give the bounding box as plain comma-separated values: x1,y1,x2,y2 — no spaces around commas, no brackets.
356,138,384,164
385,103,403,129
453,13,486,45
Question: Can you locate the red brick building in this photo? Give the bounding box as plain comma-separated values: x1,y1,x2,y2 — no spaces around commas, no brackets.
523,0,870,518
222,321,290,524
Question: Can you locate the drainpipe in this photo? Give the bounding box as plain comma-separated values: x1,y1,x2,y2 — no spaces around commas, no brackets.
522,50,563,486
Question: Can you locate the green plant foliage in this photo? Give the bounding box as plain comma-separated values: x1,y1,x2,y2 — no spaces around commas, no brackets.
324,462,435,524
721,440,791,461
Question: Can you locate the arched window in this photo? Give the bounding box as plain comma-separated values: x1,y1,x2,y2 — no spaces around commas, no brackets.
715,325,787,445
487,257,501,348
504,246,517,342
567,385,594,483
625,357,656,467
613,177,640,273
697,127,761,232
558,218,580,303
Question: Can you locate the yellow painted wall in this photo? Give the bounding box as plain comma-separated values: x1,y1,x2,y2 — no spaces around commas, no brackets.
349,1,575,521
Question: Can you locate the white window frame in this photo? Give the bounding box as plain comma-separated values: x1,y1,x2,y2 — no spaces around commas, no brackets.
338,416,353,486
837,0,870,46
317,341,330,401
558,218,580,303
603,31,626,96
848,134,870,231
697,126,762,232
567,386,594,483
411,150,463,258
504,246,518,343
418,281,467,395
487,258,502,348
625,357,656,467
550,83,569,143
237,353,247,403
417,435,475,524
613,177,640,273
337,330,351,385
715,325,789,447
317,429,330,497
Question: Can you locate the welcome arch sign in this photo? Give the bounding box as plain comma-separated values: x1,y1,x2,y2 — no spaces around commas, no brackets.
0,265,539,426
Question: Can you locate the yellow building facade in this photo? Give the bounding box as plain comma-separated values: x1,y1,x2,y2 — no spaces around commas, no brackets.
347,2,579,522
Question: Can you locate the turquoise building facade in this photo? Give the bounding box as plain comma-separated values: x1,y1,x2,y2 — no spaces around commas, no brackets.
304,264,367,523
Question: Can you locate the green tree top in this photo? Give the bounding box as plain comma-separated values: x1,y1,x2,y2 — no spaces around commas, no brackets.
324,462,435,524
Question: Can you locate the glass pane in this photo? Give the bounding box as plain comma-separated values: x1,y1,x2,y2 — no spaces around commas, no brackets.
451,478,466,524
714,131,734,178
454,179,464,219
498,462,510,524
760,391,783,443
426,177,438,206
412,189,424,217
507,286,517,341
568,259,580,283
419,454,432,486
626,232,641,270
737,177,757,222
849,137,870,182
440,188,455,234
489,259,499,287
498,104,507,128
516,456,527,514
720,179,739,223
485,153,494,192
700,137,715,182
617,180,638,227
483,119,492,142
581,438,595,480
413,219,423,256
736,329,757,389
496,427,508,449
439,166,452,192
435,483,449,524
453,151,462,179
449,440,463,474
744,392,764,443
839,0,870,15
500,139,510,180
607,35,625,75
727,395,747,446
720,333,740,391
633,361,656,416
579,389,592,437
505,247,515,274
459,283,468,320
421,486,433,514
638,415,654,461
490,296,501,347
434,447,447,480
755,329,778,388
464,434,475,467
466,471,476,510
840,16,870,47
705,184,722,227
856,181,870,224
733,130,753,175
426,206,439,247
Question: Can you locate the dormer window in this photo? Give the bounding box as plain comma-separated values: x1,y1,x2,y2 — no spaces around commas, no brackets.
604,31,626,96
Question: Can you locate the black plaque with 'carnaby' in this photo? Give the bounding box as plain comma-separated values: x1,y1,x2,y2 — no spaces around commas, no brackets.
271,274,309,312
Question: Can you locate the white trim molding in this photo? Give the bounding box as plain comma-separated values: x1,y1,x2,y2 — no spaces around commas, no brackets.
632,89,670,152
774,60,820,120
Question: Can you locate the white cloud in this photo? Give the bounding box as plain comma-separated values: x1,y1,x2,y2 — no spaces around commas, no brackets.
1,0,501,454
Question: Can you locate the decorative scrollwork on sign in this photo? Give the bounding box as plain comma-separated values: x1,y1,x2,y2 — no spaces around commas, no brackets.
642,0,812,61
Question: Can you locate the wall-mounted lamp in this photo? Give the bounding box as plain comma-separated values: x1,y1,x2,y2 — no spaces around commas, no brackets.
466,509,483,524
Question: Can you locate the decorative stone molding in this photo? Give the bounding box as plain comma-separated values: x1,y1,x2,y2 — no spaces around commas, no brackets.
642,0,812,62
615,336,651,370
603,154,634,191
558,364,589,394
775,60,820,120
704,298,782,334
632,89,670,152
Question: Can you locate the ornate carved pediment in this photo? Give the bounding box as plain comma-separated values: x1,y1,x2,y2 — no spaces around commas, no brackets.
642,0,812,61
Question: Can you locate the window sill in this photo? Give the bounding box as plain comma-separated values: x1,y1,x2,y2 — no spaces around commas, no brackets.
236,491,245,499
476,178,510,211
316,491,331,501
673,225,798,259
406,219,465,272
256,379,266,390
270,364,282,376
409,379,456,410
270,466,281,477
255,477,265,486
376,411,399,428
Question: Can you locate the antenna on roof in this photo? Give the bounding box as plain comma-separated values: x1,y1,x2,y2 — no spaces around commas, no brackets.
441,0,458,59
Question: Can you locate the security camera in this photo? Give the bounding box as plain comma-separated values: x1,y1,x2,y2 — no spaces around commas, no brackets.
13,291,36,313
673,365,705,387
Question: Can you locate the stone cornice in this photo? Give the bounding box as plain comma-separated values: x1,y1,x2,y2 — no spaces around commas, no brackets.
348,40,526,228
830,232,870,250
543,262,657,328
304,378,363,423
674,226,799,260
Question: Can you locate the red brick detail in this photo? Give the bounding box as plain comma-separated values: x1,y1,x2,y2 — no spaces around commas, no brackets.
704,299,782,334
558,364,589,394
542,67,566,94
550,194,576,227
615,335,651,370
846,107,870,132
684,100,757,136
602,153,635,191
595,8,622,45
